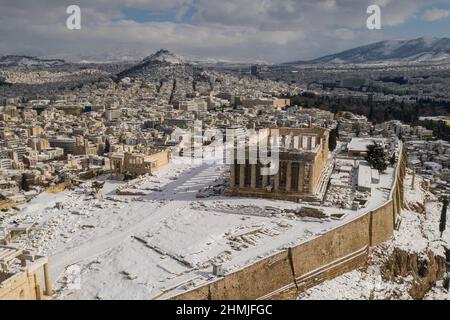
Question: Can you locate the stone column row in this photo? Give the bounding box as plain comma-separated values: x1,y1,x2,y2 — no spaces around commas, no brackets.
279,134,323,151
231,161,308,194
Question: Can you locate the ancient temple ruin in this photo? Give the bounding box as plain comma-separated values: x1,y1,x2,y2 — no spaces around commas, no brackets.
226,127,330,202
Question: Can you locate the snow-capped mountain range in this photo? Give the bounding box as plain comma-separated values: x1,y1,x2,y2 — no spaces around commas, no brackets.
303,37,450,64
0,55,67,68
3,37,450,68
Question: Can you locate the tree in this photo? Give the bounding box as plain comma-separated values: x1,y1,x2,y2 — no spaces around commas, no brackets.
440,197,448,238
444,274,450,291
104,139,111,153
91,181,105,197
21,173,30,191
390,153,396,166
368,103,374,122
365,143,388,173
328,128,337,152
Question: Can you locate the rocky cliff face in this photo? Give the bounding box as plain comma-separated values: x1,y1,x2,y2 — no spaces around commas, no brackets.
381,247,446,299
377,171,449,299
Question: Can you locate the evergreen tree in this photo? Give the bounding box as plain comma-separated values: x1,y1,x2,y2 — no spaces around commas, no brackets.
390,153,396,166
328,128,337,152
368,103,374,122
365,143,388,173
21,173,29,191
104,139,110,153
444,275,450,291
440,197,448,238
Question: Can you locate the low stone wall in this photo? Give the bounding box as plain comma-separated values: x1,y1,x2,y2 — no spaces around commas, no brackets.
211,251,295,300
0,199,16,211
0,271,40,300
0,257,51,300
370,200,395,246
172,148,407,300
45,181,72,194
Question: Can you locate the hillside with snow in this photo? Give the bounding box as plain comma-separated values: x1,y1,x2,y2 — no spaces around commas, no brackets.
0,55,67,68
116,49,198,82
292,37,450,64
142,49,185,65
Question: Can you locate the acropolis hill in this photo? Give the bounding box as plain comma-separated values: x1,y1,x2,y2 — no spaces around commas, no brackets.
0,49,449,300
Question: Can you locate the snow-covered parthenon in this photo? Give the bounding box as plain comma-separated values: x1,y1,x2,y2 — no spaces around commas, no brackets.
227,127,330,202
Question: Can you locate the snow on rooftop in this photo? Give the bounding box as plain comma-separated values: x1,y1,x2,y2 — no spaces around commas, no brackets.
347,137,387,153
357,163,372,191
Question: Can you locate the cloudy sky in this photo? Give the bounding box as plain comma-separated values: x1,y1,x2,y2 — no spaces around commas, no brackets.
1,0,450,62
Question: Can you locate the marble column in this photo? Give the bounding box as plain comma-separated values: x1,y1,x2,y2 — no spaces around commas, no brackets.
34,274,42,300
239,164,246,188
293,136,299,149
274,167,280,191
250,164,257,189
309,164,315,193
298,162,305,193
286,161,292,192
262,168,268,188
44,262,53,296
230,164,236,188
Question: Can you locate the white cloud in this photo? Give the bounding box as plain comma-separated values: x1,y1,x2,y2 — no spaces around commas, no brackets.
0,0,445,62
422,8,450,22
334,28,356,41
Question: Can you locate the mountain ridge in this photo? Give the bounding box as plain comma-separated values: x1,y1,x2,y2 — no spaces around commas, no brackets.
0,55,67,68
294,37,450,64
4,37,450,68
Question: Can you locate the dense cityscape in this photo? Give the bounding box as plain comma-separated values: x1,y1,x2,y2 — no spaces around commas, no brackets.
1,0,450,304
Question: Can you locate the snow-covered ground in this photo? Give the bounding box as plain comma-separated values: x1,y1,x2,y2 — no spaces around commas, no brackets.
298,172,450,300
1,155,397,300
